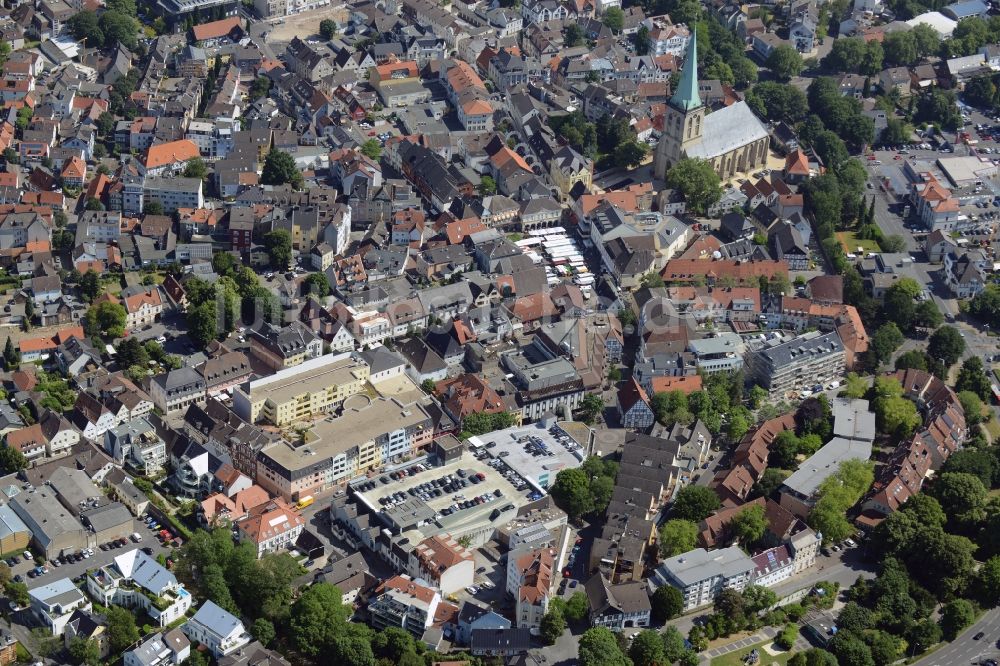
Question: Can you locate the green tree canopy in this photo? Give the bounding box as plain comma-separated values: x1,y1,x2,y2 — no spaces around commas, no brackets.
927,326,966,367
671,485,721,522
664,158,722,214
659,519,698,557
766,45,804,81
261,149,304,189
579,627,630,666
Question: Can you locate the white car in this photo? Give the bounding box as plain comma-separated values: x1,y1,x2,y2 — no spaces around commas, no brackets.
156,336,166,344
466,586,479,595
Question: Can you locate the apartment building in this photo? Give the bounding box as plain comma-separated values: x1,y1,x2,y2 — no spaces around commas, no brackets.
87,549,193,628
747,331,846,396
255,397,433,501
232,353,370,426
408,534,475,595
651,546,756,611
142,177,204,214
369,575,442,638
687,333,745,375
584,575,651,631
234,499,305,557
506,547,555,629
442,61,493,132
29,578,92,636
104,418,167,475
248,321,323,371
182,601,251,658
151,367,206,414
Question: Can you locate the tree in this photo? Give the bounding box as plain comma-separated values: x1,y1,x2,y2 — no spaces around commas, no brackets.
665,158,722,214
115,338,150,369
360,139,381,161
742,585,777,614
628,629,666,666
928,326,966,367
790,649,839,666
730,504,767,546
828,630,875,666
865,631,900,666
578,393,605,424
808,459,874,543
745,82,809,123
99,10,139,49
303,273,331,298
0,446,27,474
767,45,804,81
5,580,26,607
613,140,648,169
651,585,684,623
182,158,207,180
940,598,976,640
261,149,304,189
579,627,630,666
319,18,337,39
85,196,104,211
68,12,104,47
603,6,624,31
837,602,876,633
264,229,292,269
3,337,18,369
883,30,918,66
564,23,585,47
662,626,686,661
932,472,987,525
540,606,566,644
250,76,272,100
289,583,352,657
753,467,789,499
671,485,721,521
714,587,746,629
867,322,904,368
80,270,101,302
905,618,942,654
956,356,993,401
659,519,698,557
959,390,986,426
970,285,1000,329
564,591,589,622
477,174,498,196
187,301,218,349
106,606,140,654
776,624,799,650
68,637,100,666
84,302,127,338
913,299,944,330
882,277,920,331
144,201,164,216
633,25,652,55
551,468,593,520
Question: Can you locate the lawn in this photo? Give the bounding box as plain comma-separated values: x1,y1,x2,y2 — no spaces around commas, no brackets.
836,231,880,255
710,640,796,666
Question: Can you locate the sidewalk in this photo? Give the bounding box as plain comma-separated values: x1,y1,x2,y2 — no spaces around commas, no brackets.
700,626,811,664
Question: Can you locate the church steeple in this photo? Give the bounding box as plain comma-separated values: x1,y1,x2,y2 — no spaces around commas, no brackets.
669,29,701,112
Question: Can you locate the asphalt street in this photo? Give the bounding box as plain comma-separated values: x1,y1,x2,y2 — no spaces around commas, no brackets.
912,608,1000,666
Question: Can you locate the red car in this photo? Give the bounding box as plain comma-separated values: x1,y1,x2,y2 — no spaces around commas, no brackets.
563,568,572,578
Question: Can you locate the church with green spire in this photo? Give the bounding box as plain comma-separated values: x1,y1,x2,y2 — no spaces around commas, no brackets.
653,31,770,182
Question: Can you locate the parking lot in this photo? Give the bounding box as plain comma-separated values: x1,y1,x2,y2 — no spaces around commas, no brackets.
351,455,528,524
18,516,175,593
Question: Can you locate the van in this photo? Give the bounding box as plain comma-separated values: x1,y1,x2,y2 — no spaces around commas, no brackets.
131,532,142,543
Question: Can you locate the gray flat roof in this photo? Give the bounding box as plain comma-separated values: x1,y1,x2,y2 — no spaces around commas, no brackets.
831,398,875,443
466,422,585,490
781,436,872,498
657,546,755,587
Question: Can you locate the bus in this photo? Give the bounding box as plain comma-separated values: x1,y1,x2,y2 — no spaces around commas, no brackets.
296,495,315,510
